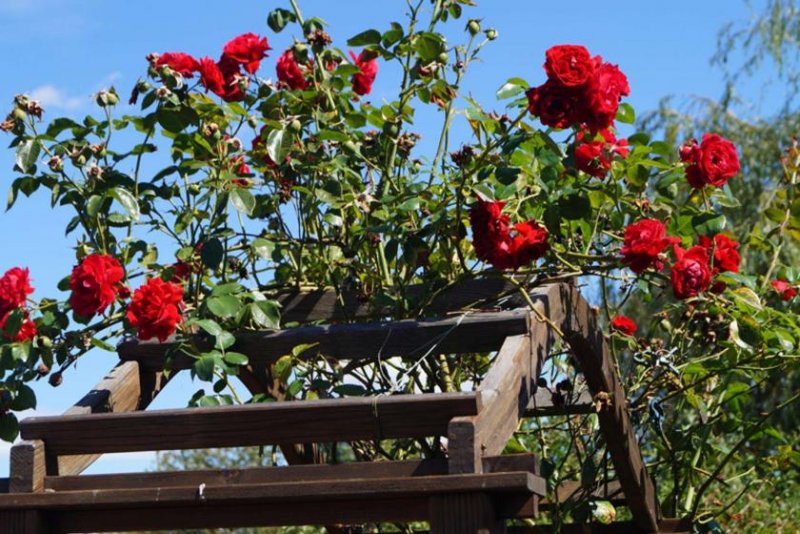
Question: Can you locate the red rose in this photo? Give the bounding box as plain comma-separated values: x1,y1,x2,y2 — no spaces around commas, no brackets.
509,221,549,268
276,49,310,90
68,254,125,318
222,33,271,74
155,52,199,77
0,312,36,342
620,219,676,273
0,267,34,318
198,57,246,102
170,261,191,283
583,62,630,131
671,246,711,299
611,315,637,336
698,234,740,274
126,277,184,342
469,200,513,268
544,45,598,88
679,133,740,188
574,128,629,178
772,279,797,301
526,80,582,129
349,50,378,96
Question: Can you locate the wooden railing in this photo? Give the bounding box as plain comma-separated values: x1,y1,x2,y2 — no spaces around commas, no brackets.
0,281,680,533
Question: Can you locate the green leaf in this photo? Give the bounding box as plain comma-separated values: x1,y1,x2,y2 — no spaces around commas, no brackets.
201,237,224,269
230,187,255,215
347,29,382,47
252,238,276,260
496,78,528,100
157,106,198,133
266,128,291,164
333,384,367,396
382,23,404,47
397,197,421,211
250,301,281,329
194,319,222,337
10,385,36,411
616,102,635,124
591,501,617,525
558,193,592,220
272,355,293,382
0,413,19,442
223,351,249,366
692,213,727,235
90,338,116,352
15,139,41,173
215,330,236,350
207,295,241,319
109,187,140,221
194,353,216,382
413,32,446,62
267,8,296,32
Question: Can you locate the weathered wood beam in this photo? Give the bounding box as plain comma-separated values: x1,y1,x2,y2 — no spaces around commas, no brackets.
119,309,530,371
21,392,480,456
524,387,594,417
558,284,660,533
8,440,44,493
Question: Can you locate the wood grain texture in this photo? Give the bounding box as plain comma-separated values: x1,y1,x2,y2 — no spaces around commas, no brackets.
558,284,660,533
21,393,480,455
0,510,50,533
524,387,594,417
119,309,530,371
448,333,537,474
429,492,506,534
9,440,44,493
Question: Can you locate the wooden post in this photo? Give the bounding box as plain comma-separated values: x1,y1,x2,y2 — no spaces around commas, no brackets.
0,510,50,533
9,440,45,493
429,493,506,534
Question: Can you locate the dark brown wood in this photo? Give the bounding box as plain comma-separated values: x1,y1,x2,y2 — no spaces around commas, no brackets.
9,440,45,493
0,510,50,533
45,453,539,492
21,392,480,456
524,387,594,417
559,284,660,533
119,309,530,371
449,333,536,474
429,493,506,533
51,361,150,477
0,472,539,509
538,479,625,510
274,277,519,323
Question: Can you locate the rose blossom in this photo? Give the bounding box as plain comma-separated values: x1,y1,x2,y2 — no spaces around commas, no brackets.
620,219,676,273
0,312,36,342
155,52,199,77
126,277,184,342
771,279,797,301
574,128,629,178
698,234,740,274
544,44,598,88
68,254,125,318
526,80,582,129
583,63,630,131
679,133,740,188
611,315,637,336
0,267,33,318
470,201,549,269
349,50,379,95
198,57,246,102
276,49,310,90
671,246,712,299
222,33,270,74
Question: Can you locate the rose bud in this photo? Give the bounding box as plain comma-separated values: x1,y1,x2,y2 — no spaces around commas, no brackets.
467,19,481,36
48,156,64,172
36,364,50,377
155,86,172,100
96,89,119,107
88,165,104,179
485,28,498,40
49,371,63,387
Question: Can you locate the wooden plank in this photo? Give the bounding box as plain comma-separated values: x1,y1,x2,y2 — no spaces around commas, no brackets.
429,493,506,533
559,284,660,533
45,454,539,492
524,387,594,417
0,510,50,533
449,332,537,474
9,440,44,493
274,277,519,323
52,361,145,477
21,392,480,456
538,479,625,510
119,310,530,371
0,472,539,509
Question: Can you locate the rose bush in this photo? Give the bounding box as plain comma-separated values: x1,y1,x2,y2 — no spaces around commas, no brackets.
1,0,798,528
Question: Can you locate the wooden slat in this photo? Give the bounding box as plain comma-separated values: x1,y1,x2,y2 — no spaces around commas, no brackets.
9,441,44,493
21,393,480,456
45,453,538,492
429,493,505,534
274,277,519,323
524,387,594,417
538,479,625,510
449,333,536,474
0,472,540,509
559,284,660,532
0,510,50,533
119,309,530,371
52,361,146,476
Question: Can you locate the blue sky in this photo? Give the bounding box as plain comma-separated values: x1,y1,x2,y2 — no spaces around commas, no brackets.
0,0,775,474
